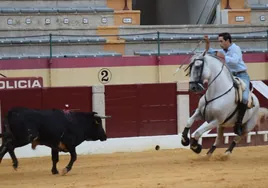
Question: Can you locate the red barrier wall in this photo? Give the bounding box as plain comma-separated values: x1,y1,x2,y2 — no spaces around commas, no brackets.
0,87,92,128
0,88,43,118
0,81,267,144
42,87,92,111
105,83,177,138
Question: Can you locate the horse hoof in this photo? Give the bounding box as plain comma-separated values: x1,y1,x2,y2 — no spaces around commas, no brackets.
190,144,202,154
181,136,190,146
206,153,212,158
198,154,211,161
219,152,231,161
61,168,68,176
224,151,231,156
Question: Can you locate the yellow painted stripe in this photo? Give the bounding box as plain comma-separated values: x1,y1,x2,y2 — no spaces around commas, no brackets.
1,63,267,87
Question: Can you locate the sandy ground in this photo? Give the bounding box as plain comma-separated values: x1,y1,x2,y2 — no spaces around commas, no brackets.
1,146,268,188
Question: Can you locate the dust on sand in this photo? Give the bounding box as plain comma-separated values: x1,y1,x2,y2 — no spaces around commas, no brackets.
1,146,268,188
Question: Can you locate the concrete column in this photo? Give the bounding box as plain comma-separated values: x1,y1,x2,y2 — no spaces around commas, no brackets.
176,81,190,134
221,9,229,24
92,85,106,131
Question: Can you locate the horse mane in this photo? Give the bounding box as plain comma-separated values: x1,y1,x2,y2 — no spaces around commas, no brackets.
205,54,234,80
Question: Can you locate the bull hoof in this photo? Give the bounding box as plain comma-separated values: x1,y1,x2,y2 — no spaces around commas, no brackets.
51,169,59,175
13,163,18,170
181,136,190,146
61,168,68,176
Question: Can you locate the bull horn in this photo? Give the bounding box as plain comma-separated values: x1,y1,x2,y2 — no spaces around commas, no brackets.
94,114,112,119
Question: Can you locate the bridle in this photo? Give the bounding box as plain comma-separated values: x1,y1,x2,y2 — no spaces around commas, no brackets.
188,58,205,90
188,56,235,120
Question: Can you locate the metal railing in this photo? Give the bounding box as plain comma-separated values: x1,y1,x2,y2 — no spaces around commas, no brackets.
0,30,267,59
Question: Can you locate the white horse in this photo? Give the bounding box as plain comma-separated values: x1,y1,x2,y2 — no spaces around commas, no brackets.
181,53,260,155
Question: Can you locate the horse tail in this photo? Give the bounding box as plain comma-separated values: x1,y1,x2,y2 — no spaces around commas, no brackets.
254,107,268,145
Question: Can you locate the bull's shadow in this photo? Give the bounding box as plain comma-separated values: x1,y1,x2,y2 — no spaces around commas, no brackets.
0,107,109,175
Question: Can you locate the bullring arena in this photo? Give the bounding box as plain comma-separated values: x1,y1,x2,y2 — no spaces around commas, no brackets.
2,146,268,188
1,0,268,187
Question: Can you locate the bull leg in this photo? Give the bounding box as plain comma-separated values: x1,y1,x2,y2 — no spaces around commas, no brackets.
0,145,8,163
51,149,59,175
181,108,202,146
207,126,224,156
0,138,18,170
61,149,77,176
0,133,11,163
8,149,18,170
4,139,19,170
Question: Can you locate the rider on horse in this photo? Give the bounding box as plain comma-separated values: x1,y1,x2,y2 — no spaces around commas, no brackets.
204,32,250,136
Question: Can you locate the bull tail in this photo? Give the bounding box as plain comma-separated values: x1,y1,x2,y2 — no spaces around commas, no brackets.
0,132,11,139
0,115,13,139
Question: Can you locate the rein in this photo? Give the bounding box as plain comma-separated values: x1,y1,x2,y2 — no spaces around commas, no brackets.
174,40,204,75
0,73,7,78
199,58,235,121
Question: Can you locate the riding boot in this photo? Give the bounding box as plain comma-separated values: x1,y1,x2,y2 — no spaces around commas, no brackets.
233,103,247,136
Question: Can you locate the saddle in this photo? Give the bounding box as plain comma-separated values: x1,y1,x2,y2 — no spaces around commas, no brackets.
233,77,254,109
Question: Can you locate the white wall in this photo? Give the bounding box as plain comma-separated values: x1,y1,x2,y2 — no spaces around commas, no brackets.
3,135,184,159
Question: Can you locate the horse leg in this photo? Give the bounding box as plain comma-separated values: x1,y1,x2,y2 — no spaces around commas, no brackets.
226,110,259,154
225,133,246,154
51,149,59,175
190,120,219,154
61,148,77,176
207,126,224,156
181,108,202,146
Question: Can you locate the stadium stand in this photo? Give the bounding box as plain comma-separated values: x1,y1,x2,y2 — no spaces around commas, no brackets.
0,0,268,58
134,48,268,56
0,0,141,58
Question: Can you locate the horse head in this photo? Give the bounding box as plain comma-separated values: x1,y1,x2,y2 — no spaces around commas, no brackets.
187,53,211,93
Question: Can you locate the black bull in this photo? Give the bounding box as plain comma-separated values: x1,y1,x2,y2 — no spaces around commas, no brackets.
0,107,108,175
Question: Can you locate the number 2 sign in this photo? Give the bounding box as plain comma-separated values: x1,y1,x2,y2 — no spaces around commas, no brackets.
98,68,112,84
